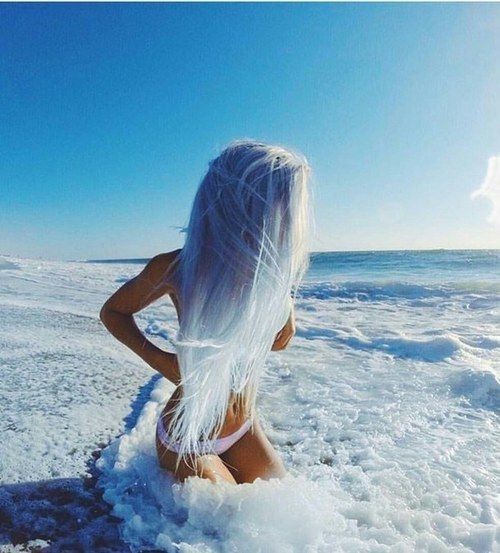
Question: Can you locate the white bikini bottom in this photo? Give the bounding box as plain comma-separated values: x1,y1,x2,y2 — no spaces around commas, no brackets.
156,415,252,455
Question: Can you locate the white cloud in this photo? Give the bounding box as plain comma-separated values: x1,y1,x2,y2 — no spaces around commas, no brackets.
471,155,500,227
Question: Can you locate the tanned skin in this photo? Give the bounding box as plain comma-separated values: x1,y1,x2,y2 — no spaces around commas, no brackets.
100,249,296,484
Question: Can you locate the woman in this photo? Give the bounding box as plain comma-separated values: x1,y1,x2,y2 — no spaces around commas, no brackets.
100,140,311,484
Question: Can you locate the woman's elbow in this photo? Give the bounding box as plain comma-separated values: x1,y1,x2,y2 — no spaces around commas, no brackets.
99,303,112,326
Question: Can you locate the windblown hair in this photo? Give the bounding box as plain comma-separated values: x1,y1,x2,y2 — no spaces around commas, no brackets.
168,139,311,461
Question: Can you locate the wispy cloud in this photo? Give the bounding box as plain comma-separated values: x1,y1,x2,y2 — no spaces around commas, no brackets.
471,155,500,227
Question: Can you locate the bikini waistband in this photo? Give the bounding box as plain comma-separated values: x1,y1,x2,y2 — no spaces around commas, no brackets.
156,415,252,455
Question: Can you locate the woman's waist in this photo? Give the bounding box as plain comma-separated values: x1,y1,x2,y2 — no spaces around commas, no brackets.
160,387,252,439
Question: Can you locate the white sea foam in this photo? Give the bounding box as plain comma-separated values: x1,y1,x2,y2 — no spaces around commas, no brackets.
98,364,499,552
1,253,499,551
97,379,353,553
449,369,500,410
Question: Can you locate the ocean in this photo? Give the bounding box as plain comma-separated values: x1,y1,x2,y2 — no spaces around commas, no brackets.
0,250,498,552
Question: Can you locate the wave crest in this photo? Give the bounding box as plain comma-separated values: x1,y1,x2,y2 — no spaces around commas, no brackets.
449,369,500,411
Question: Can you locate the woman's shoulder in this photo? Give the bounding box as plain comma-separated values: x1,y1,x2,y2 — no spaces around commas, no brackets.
148,248,182,269
143,249,182,288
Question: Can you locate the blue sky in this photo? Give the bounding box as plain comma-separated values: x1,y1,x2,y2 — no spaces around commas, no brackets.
1,3,499,260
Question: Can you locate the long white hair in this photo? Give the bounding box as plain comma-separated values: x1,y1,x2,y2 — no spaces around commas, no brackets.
167,139,311,460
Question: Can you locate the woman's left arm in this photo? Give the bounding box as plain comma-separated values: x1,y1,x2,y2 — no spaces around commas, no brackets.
99,252,181,384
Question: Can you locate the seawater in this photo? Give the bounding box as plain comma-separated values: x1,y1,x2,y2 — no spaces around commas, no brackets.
93,249,499,552
307,249,500,285
89,248,500,285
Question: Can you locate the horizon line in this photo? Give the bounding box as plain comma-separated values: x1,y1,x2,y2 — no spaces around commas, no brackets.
2,246,499,264
81,246,500,264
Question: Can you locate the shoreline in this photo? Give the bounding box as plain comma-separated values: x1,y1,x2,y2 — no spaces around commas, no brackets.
0,375,162,553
